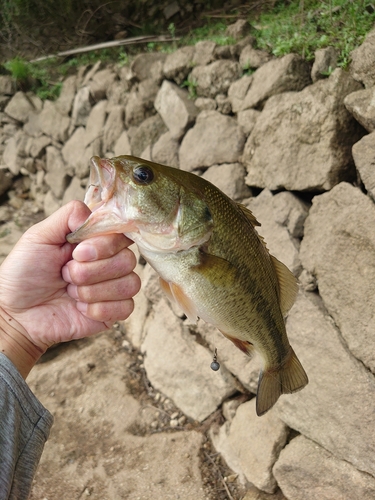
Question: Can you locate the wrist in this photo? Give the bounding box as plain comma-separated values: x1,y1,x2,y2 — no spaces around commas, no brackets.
0,307,45,379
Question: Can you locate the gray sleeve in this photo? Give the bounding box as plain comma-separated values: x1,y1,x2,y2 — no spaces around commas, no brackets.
0,353,53,500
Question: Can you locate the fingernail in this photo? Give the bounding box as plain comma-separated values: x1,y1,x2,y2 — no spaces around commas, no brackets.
76,302,88,313
67,284,79,300
61,265,72,283
73,242,97,262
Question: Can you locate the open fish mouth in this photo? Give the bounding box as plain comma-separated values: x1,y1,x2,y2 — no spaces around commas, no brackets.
84,156,116,212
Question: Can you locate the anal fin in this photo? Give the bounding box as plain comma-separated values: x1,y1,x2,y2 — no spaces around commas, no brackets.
159,277,198,323
220,330,255,357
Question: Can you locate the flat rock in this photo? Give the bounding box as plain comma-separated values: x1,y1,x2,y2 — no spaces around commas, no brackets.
55,74,77,116
352,131,375,200
273,435,375,500
243,69,363,191
38,100,71,143
344,87,375,132
141,299,237,422
4,91,42,123
211,398,288,492
155,80,198,140
227,75,253,113
70,86,93,129
84,99,107,147
275,291,375,477
131,53,167,83
88,68,117,101
202,162,251,200
241,54,311,110
350,28,375,87
300,182,375,372
150,131,179,168
192,40,216,66
125,79,159,127
179,110,245,171
45,146,71,199
2,130,28,175
190,60,242,98
247,189,301,276
113,130,132,157
102,104,124,153
130,114,167,157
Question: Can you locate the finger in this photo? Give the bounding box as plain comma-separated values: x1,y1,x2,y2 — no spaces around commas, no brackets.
76,298,135,324
67,272,141,303
63,248,137,286
73,233,133,262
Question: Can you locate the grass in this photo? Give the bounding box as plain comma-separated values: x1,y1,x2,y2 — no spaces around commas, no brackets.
2,1,375,99
253,0,375,68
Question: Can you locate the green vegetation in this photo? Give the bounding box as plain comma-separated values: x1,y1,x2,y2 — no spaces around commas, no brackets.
254,0,375,68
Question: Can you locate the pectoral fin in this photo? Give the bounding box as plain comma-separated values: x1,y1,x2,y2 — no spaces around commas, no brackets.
159,278,198,323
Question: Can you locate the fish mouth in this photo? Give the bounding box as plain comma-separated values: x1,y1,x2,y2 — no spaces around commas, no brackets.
67,156,135,244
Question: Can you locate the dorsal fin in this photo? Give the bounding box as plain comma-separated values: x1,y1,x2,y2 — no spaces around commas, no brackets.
270,255,299,317
236,203,261,227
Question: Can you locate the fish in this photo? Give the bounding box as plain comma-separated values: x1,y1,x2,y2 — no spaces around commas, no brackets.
67,155,308,416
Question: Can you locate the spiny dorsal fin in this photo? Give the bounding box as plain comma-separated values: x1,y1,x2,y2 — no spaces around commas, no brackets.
236,203,261,227
270,255,299,317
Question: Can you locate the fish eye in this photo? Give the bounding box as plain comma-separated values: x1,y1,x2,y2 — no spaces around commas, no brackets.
132,165,154,185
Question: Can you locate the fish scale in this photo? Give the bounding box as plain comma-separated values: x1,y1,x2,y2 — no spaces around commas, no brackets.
67,155,308,415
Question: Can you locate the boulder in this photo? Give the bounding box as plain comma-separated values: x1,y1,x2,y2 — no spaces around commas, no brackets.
350,28,375,87
0,75,14,96
70,86,93,129
239,46,272,69
130,114,167,157
243,69,364,191
272,191,310,239
192,40,216,66
273,435,375,500
275,292,375,477
247,189,301,275
163,46,195,85
62,176,86,205
0,168,13,197
190,60,242,98
228,75,253,113
84,99,107,146
241,53,311,110
4,91,42,123
311,46,338,82
300,182,375,373
237,108,261,136
88,68,117,101
38,100,71,143
344,87,375,132
202,162,251,200
45,146,71,199
141,299,237,422
125,79,159,127
130,53,167,83
155,80,198,140
225,19,252,41
2,130,28,175
352,131,375,200
55,74,77,116
113,130,132,157
210,398,288,492
179,110,245,171
25,135,51,159
150,131,179,168
102,104,124,153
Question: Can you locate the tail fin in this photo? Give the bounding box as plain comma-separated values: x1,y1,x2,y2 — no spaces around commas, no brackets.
256,347,308,416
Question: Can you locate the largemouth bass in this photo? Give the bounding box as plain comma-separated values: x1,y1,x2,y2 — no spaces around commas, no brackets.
67,155,308,415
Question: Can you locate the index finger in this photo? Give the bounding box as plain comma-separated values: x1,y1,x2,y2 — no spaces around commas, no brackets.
72,233,133,262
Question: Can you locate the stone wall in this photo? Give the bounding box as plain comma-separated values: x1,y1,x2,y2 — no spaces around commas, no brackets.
1,20,375,499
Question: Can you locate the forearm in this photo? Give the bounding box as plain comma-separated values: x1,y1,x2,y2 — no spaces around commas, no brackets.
0,308,44,379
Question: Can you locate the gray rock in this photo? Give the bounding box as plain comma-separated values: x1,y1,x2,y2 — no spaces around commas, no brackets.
247,189,301,276
130,114,167,157
38,100,71,143
179,110,245,171
155,80,198,140
88,68,117,102
311,46,338,82
243,69,363,191
62,176,86,204
102,105,124,153
4,91,42,123
272,191,310,239
61,127,99,178
192,40,216,66
352,131,375,200
211,398,288,492
276,292,375,477
163,46,195,85
150,131,179,168
131,53,167,83
26,134,51,158
190,60,242,98
241,54,311,110
70,86,92,128
43,190,62,217
228,75,253,113
237,108,261,136
0,221,24,265
113,130,132,157
55,74,77,116
0,168,13,196
0,75,14,96
300,182,375,373
45,146,71,199
194,97,217,111
344,87,375,132
273,435,375,500
84,99,107,146
350,28,375,87
141,299,237,422
226,19,252,41
215,94,231,114
125,79,159,127
2,130,28,174
202,162,251,200
239,46,272,69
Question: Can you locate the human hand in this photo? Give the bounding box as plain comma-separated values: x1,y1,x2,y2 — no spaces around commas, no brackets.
0,200,140,378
